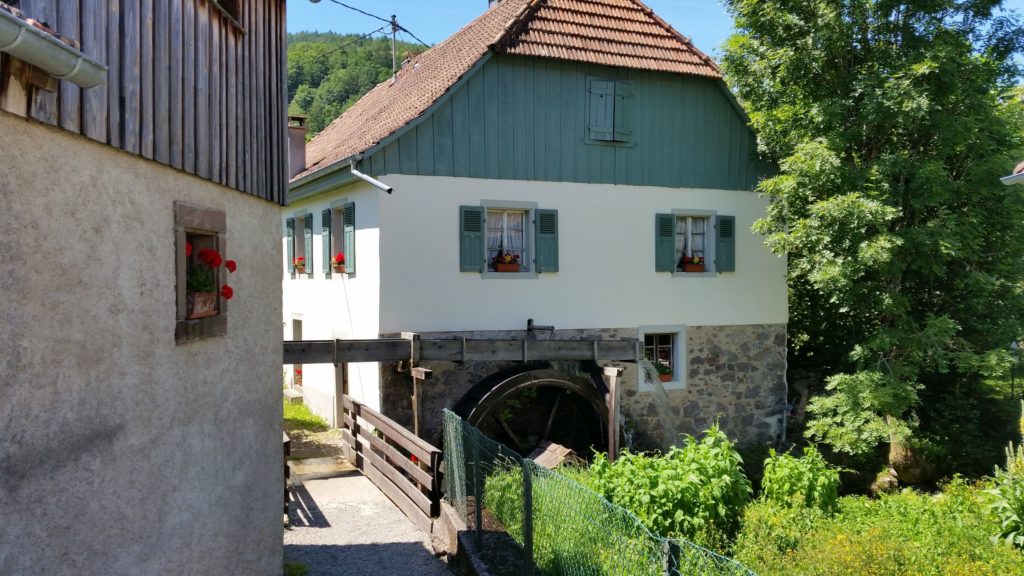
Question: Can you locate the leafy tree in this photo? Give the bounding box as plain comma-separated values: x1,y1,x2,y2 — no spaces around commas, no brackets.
722,0,1024,478
287,32,426,136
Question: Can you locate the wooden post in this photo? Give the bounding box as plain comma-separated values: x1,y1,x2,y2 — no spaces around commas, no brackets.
603,366,624,461
334,339,348,428
471,436,483,549
521,459,534,572
663,539,681,576
410,366,432,436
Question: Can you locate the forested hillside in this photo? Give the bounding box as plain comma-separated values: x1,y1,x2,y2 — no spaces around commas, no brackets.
287,32,426,137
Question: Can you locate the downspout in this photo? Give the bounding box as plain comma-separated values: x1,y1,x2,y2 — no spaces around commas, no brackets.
350,158,393,194
0,9,106,88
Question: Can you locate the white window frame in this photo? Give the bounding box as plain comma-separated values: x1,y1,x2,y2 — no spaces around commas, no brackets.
672,209,716,278
638,324,687,392
481,200,538,279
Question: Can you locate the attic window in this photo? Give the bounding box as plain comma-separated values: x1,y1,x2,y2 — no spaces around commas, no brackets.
587,77,633,144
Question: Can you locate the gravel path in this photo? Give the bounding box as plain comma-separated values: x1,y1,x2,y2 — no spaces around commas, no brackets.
285,473,451,576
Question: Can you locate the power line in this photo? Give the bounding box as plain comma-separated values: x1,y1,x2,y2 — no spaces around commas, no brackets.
322,0,431,48
395,24,430,48
324,0,391,25
290,25,388,67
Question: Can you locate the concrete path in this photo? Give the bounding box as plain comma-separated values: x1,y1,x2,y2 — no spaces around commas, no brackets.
284,470,451,576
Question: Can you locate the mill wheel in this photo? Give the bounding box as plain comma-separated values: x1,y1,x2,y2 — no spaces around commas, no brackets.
464,369,607,458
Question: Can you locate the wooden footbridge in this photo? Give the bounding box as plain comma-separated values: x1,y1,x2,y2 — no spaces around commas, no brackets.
283,334,639,532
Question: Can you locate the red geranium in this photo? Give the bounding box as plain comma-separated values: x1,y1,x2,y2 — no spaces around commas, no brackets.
198,248,222,269
225,260,237,273
220,284,234,300
332,252,345,265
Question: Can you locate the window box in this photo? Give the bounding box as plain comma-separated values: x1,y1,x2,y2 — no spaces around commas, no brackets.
187,291,218,319
495,262,520,273
683,263,705,273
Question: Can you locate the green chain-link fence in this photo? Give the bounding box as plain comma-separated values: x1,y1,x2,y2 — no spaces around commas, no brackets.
442,410,757,576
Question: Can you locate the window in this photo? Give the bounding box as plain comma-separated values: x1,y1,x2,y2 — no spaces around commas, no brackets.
322,202,355,277
655,213,736,274
587,77,633,144
285,213,313,278
460,204,559,275
487,208,529,272
638,325,687,390
175,202,227,344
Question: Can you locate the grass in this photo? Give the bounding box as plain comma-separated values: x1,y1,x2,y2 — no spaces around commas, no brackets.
283,400,328,432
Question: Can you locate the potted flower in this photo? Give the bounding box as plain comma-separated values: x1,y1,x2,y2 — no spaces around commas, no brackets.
293,256,306,274
185,245,236,319
682,255,705,273
654,362,673,382
493,252,521,273
331,251,346,273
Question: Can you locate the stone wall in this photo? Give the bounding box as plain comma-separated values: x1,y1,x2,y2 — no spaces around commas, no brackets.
379,324,787,451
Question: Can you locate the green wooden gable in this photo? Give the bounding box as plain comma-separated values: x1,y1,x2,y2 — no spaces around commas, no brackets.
363,54,766,191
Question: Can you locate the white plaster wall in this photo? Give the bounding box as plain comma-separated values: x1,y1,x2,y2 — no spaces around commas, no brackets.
0,112,282,575
377,174,787,333
282,181,383,418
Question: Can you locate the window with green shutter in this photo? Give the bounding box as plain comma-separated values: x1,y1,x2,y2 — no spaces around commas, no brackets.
321,209,333,278
716,215,736,273
587,77,633,144
342,202,356,275
657,211,731,275
461,203,557,277
535,209,559,273
303,213,314,278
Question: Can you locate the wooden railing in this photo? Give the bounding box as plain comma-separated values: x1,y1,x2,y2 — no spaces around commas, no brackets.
339,395,442,533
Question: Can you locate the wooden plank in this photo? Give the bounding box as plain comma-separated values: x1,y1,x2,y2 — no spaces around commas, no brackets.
496,57,514,180
195,0,210,178
122,0,140,154
433,99,454,177
255,0,265,199
269,0,280,200
416,121,434,176
169,0,183,168
182,0,194,172
356,406,439,463
226,28,237,189
139,0,153,158
107,0,121,146
451,83,469,177
209,13,221,182
360,440,433,516
153,0,170,163
359,451,434,534
219,20,228,185
283,339,414,365
383,140,401,175
57,0,81,133
23,0,57,125
354,423,435,488
466,72,485,179
284,338,639,365
81,0,107,142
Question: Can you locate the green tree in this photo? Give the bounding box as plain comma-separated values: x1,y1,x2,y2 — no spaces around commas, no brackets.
722,0,1024,479
287,32,426,136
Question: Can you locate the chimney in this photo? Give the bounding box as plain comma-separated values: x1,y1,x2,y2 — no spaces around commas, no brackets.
288,115,308,179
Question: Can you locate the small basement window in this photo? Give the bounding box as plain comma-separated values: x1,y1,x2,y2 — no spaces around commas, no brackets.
175,202,228,344
639,325,687,391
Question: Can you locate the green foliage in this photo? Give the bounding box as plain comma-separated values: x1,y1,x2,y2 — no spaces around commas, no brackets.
735,479,1024,576
988,401,1024,547
588,425,752,545
723,0,1024,463
761,445,839,512
283,562,308,576
287,32,426,136
283,400,328,432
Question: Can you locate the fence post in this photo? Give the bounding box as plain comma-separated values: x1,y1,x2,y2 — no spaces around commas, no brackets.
471,433,483,549
522,459,534,573
662,539,680,576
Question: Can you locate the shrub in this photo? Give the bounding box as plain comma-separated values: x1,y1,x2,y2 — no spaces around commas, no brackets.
588,424,751,546
761,445,840,512
988,400,1024,547
736,478,1024,576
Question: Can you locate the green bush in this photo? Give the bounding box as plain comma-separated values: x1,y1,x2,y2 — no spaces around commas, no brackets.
988,401,1024,547
588,424,751,546
761,445,840,512
736,478,1024,576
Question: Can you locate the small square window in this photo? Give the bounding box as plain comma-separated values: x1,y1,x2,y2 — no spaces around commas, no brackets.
644,333,675,376
175,202,227,344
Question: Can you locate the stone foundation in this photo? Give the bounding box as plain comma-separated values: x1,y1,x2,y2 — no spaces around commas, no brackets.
379,324,787,451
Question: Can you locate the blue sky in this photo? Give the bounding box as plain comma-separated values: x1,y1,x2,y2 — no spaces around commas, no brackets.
288,1,1024,60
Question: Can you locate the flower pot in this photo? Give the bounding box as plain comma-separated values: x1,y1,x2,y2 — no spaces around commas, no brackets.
495,262,521,273
294,265,305,274
659,373,673,383
683,263,705,273
187,291,217,319
332,264,346,273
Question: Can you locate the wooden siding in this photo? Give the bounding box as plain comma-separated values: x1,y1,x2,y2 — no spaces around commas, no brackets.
365,55,765,191
7,0,287,204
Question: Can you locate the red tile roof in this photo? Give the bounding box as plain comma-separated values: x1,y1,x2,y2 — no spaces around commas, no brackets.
297,0,721,181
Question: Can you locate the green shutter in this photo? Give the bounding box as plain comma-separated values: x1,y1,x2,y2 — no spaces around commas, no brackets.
343,202,356,275
655,214,675,272
535,209,559,273
285,217,295,275
304,213,314,278
322,209,332,278
588,79,615,141
716,215,736,273
459,206,484,272
613,80,633,142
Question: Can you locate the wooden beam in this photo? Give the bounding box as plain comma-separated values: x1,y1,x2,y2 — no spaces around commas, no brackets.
284,338,638,366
